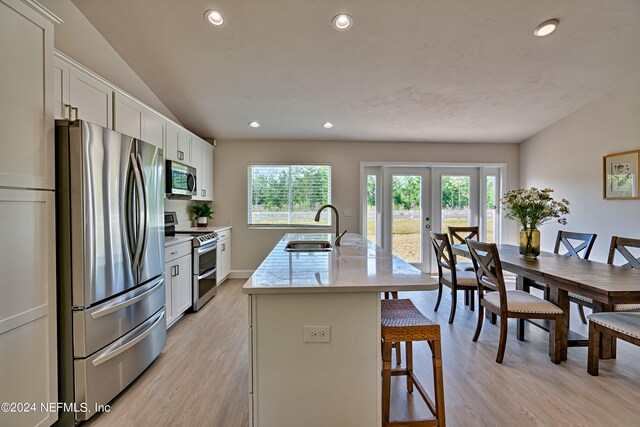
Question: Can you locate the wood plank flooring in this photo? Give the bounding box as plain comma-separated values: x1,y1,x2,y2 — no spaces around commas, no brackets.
86,279,640,427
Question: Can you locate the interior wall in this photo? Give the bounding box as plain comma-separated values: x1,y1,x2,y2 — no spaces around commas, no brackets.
212,140,519,272
40,0,179,122
520,72,640,262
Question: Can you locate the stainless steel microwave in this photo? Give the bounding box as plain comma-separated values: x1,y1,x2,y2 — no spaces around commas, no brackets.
166,160,197,198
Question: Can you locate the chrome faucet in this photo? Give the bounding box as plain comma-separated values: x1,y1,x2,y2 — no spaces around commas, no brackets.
314,204,347,246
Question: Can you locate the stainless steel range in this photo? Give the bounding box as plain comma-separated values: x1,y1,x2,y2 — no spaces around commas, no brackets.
165,212,219,311
189,231,219,310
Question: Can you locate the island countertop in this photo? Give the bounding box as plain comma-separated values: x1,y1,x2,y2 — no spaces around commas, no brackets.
242,233,438,294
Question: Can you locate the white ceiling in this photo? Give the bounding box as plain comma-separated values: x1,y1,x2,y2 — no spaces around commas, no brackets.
72,0,640,143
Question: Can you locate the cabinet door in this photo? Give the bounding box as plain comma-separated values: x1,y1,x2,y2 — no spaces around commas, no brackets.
164,264,174,328
165,122,179,162
0,189,57,427
53,57,70,120
217,235,231,284
191,137,203,200
114,91,143,139
177,128,191,164
201,142,214,200
173,255,193,316
142,108,165,149
0,0,54,190
69,66,113,129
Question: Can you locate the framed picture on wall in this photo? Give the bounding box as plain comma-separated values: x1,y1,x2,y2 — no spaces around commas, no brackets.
603,150,640,199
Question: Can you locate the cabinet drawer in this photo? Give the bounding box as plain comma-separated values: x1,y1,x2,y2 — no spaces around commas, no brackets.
165,241,191,263
217,230,230,241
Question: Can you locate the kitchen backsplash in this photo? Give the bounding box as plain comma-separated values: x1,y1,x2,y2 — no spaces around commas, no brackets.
164,198,227,227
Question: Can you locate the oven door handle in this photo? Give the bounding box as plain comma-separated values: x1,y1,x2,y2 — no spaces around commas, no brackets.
198,267,217,280
196,243,218,255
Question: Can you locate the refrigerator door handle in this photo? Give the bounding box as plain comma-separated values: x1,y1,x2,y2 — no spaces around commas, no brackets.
130,152,145,268
89,277,164,319
91,309,165,367
136,151,149,268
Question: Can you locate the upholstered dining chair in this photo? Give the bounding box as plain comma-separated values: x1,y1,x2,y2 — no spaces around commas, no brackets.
466,239,564,364
447,226,479,272
430,232,478,324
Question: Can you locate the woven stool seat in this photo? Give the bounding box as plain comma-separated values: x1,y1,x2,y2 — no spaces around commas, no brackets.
381,298,445,427
381,299,440,342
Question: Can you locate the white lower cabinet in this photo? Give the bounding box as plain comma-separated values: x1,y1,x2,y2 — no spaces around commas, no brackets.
164,242,193,328
0,189,57,427
217,228,231,285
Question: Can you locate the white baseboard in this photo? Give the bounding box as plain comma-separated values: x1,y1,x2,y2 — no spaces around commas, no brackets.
229,270,254,279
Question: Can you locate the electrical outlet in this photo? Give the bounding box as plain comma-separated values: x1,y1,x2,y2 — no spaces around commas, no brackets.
303,326,331,343
344,208,353,217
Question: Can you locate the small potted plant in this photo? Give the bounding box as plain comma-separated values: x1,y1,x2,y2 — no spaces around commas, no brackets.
501,187,570,259
191,202,214,227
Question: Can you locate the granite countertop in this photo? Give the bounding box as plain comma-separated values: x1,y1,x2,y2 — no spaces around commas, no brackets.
242,233,438,294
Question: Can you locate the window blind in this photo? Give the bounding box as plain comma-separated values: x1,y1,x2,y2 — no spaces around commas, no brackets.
248,164,331,226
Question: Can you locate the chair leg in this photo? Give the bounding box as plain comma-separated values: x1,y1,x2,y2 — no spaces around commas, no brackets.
434,283,443,312
489,312,497,325
611,337,617,359
406,341,414,393
448,288,457,324
496,315,508,364
517,319,525,342
469,291,475,312
473,305,484,342
382,341,392,426
395,341,401,366
430,340,446,427
550,318,562,364
587,322,600,376
577,304,588,324
464,290,470,306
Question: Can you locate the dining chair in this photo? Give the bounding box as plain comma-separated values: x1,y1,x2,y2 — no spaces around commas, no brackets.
448,226,480,309
588,312,640,376
430,232,478,324
556,231,597,323
447,226,479,272
466,239,564,364
608,236,640,313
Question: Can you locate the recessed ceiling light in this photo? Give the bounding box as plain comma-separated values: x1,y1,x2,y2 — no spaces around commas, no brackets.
332,14,353,31
205,10,225,27
249,121,260,128
534,19,559,37
322,122,334,129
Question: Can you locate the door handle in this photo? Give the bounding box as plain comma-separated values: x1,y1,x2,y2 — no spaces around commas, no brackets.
71,106,78,121
64,104,72,119
130,152,145,268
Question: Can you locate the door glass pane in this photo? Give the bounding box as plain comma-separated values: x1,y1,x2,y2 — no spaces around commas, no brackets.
486,176,497,243
366,175,377,244
392,175,421,263
441,176,470,232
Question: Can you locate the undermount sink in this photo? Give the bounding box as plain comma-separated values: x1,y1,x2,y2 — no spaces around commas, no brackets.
284,240,333,252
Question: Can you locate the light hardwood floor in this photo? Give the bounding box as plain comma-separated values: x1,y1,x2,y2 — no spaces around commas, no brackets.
86,279,640,427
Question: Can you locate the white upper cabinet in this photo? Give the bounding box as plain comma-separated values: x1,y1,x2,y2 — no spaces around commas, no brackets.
201,141,214,200
0,0,55,190
54,55,113,129
165,122,191,164
191,137,214,201
142,108,166,150
114,91,143,139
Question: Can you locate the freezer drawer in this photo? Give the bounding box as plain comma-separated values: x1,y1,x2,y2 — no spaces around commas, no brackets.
74,308,166,421
73,275,165,358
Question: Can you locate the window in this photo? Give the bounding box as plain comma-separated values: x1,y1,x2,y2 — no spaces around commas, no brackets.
248,164,331,226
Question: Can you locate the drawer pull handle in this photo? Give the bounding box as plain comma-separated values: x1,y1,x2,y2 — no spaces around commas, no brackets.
90,278,163,319
170,251,178,255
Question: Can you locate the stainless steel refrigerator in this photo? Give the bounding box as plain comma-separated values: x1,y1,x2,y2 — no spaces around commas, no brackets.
55,120,166,425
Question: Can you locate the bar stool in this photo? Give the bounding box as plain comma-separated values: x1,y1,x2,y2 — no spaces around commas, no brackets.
381,298,446,427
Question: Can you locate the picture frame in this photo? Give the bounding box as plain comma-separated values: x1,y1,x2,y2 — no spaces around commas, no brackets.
603,150,640,200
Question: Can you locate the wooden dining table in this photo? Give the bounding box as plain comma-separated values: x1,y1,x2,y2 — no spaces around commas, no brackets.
452,244,640,362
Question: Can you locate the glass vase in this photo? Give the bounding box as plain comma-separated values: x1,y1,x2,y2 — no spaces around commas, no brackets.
519,228,540,259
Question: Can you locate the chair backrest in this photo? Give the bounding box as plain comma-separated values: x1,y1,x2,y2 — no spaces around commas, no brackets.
466,239,508,310
429,232,456,279
448,226,479,245
553,231,597,259
608,236,640,269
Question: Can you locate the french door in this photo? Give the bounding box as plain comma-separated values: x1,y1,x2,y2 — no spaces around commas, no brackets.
361,165,503,274
383,168,431,272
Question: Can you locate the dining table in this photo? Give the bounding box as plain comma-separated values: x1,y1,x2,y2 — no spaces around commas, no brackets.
452,243,640,362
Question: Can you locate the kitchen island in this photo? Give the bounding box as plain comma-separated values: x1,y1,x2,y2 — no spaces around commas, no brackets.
243,233,438,427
